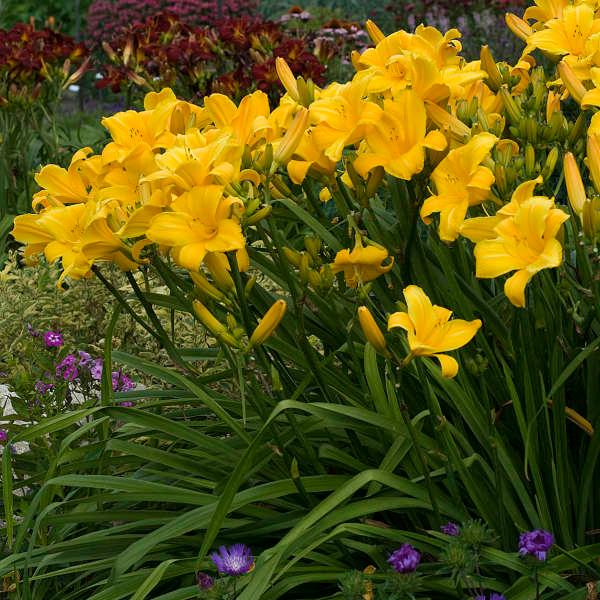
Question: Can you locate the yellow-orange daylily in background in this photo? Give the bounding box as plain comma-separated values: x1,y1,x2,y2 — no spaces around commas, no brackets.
473,197,569,307
388,285,482,378
331,242,394,287
421,132,497,241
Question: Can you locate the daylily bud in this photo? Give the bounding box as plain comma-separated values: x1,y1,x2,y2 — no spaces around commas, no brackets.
275,57,300,102
365,20,385,44
525,144,536,177
505,13,533,42
123,37,133,67
193,300,227,336
205,253,234,291
587,134,600,193
480,46,503,91
250,299,287,347
568,113,587,147
274,108,309,165
564,152,586,214
63,56,90,89
541,147,559,182
357,307,389,356
498,86,523,124
304,236,321,260
246,205,272,225
102,41,117,62
190,272,226,302
582,196,600,240
546,90,561,123
283,247,302,267
299,253,311,284
244,274,257,295
425,101,471,142
308,269,322,289
558,60,586,105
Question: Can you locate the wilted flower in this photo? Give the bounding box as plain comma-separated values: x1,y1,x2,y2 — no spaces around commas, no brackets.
474,594,506,600
210,544,254,576
118,401,135,407
518,529,554,561
0,430,7,443
388,544,421,573
43,331,64,348
441,522,460,536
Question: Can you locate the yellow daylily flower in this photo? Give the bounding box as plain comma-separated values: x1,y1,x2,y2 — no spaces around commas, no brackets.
146,185,244,272
473,197,569,307
204,91,274,147
331,242,393,287
460,177,544,242
421,132,497,241
388,285,482,378
524,0,571,24
286,129,337,185
353,90,447,181
527,4,600,61
33,148,98,208
309,79,383,162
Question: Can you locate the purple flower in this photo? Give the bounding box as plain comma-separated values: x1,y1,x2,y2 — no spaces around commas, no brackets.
210,544,254,576
388,543,421,573
27,324,39,337
196,572,214,589
34,381,55,395
55,355,79,381
441,522,460,536
112,370,135,392
0,429,7,443
78,351,92,367
119,401,135,407
474,595,506,600
519,529,554,561
43,331,63,348
90,358,103,380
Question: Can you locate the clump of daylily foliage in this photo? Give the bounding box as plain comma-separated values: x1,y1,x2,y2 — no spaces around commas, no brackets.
2,0,600,598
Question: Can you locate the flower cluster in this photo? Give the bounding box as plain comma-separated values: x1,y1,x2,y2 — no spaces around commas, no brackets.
96,12,325,103
0,22,87,106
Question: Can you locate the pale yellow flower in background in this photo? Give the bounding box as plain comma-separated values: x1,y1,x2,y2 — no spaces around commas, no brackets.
388,285,482,378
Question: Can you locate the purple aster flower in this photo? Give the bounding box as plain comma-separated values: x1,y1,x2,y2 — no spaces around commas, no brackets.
0,429,7,443
112,370,135,392
43,331,63,348
210,544,254,576
55,355,79,381
34,381,55,395
388,543,421,573
196,572,214,589
474,595,506,600
441,522,460,536
90,358,103,381
119,401,135,407
519,529,554,561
